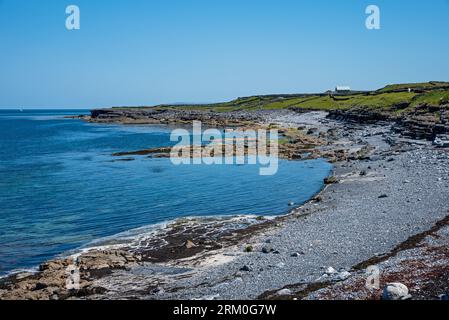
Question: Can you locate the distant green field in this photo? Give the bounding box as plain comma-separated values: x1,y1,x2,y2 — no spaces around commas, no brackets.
169,91,419,112
287,92,417,111
376,81,449,93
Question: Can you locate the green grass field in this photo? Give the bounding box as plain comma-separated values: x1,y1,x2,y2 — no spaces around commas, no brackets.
376,81,449,93
410,90,449,107
111,82,449,115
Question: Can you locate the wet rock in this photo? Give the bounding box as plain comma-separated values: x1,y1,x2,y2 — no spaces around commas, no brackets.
382,283,411,300
324,177,338,185
113,158,135,162
14,272,35,280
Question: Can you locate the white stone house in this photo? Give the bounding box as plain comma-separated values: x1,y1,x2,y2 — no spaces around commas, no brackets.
335,86,351,93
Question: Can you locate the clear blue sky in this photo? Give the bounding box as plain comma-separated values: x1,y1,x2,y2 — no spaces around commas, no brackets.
1,0,448,108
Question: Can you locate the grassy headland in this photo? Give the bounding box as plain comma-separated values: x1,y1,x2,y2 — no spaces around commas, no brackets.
109,81,449,116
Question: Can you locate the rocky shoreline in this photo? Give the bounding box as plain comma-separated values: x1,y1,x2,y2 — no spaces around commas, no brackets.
76,101,449,143
2,109,449,300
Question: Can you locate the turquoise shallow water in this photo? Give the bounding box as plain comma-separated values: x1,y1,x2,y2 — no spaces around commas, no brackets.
0,109,332,275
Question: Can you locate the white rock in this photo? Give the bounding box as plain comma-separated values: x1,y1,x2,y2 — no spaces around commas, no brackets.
382,283,411,300
276,289,292,296
325,267,338,275
201,294,220,300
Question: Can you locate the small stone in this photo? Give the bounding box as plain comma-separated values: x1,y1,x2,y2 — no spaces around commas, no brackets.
184,240,196,249
276,289,292,296
240,265,251,272
288,202,295,206
151,287,164,294
261,247,272,254
325,267,338,275
291,252,304,257
276,262,285,269
378,194,388,199
382,283,411,300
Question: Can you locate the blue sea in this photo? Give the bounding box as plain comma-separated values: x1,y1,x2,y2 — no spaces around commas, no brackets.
0,109,332,276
